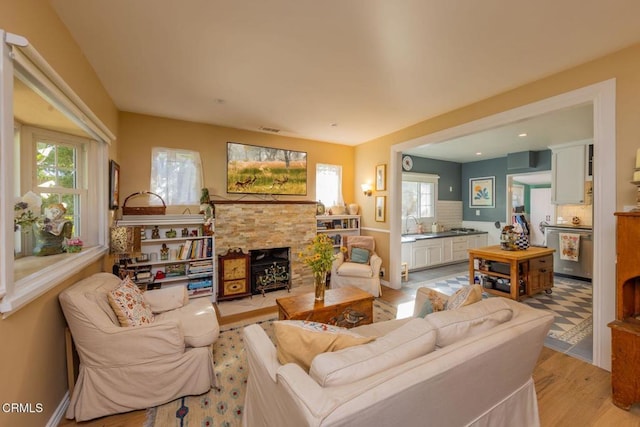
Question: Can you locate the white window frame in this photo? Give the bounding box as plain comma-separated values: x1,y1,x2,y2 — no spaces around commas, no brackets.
22,126,91,238
402,172,439,225
316,163,344,207
0,31,114,316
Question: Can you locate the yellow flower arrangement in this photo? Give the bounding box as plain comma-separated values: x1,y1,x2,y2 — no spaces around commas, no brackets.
298,234,335,274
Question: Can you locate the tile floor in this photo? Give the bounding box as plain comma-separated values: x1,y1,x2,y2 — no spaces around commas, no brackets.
403,262,593,363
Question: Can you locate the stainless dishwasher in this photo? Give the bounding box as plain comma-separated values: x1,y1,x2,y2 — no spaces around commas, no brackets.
544,226,593,280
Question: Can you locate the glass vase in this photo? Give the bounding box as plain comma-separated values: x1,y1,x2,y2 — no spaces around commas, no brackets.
314,271,327,301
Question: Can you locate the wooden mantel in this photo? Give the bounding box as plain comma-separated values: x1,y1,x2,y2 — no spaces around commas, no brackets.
211,200,317,205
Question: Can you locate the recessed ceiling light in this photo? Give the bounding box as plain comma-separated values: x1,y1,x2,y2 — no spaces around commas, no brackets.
475,152,482,156
330,123,338,127
518,133,527,137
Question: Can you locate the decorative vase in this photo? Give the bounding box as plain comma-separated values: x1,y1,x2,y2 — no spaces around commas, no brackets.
348,203,359,215
66,246,82,253
314,270,327,301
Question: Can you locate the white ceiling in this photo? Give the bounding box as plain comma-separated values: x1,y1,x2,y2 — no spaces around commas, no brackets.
50,0,640,146
405,103,593,163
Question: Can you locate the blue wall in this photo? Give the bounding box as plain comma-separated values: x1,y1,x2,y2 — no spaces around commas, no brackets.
404,150,551,223
404,156,461,201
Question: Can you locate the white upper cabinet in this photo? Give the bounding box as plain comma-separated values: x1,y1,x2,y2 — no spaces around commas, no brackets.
550,140,591,205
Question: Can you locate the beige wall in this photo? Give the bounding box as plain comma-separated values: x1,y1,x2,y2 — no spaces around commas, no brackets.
356,43,640,267
118,112,356,209
1,1,119,426
2,2,640,424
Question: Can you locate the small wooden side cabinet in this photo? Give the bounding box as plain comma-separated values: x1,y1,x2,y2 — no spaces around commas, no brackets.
468,245,555,301
608,212,640,410
217,248,251,301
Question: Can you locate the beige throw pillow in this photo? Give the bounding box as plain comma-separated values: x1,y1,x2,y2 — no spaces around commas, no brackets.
107,277,155,327
274,320,375,371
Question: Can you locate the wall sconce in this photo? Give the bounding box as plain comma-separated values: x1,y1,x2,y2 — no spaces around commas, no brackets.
361,183,373,197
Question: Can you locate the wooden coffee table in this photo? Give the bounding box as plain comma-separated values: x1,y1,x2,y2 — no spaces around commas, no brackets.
276,286,374,328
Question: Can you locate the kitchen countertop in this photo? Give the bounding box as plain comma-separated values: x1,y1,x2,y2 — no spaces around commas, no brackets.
401,230,488,243
543,223,593,230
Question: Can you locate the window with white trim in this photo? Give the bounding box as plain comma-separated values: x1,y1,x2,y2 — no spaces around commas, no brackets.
1,31,112,315
316,163,343,208
402,173,438,229
151,147,203,205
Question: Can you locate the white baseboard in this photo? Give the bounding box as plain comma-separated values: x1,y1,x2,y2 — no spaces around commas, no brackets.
46,391,69,427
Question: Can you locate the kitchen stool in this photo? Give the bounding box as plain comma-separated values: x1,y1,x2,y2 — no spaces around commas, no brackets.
401,262,409,281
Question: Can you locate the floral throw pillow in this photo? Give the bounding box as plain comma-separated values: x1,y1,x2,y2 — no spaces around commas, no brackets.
108,276,154,327
445,285,483,311
417,288,448,317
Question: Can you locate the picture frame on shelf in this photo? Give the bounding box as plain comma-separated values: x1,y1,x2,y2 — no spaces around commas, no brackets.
469,176,495,208
375,163,387,191
375,196,386,222
109,160,120,210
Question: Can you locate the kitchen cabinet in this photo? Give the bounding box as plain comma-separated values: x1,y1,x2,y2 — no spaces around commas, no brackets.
401,242,413,269
452,236,468,261
403,232,489,270
467,234,488,250
528,255,553,295
551,141,591,205
412,238,444,269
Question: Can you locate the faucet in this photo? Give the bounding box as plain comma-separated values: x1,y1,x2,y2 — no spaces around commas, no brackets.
405,215,419,234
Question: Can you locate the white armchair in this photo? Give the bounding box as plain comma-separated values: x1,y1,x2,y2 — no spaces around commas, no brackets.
331,235,382,297
59,273,219,421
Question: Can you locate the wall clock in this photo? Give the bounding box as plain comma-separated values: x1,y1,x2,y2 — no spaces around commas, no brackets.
402,155,413,171
218,248,251,301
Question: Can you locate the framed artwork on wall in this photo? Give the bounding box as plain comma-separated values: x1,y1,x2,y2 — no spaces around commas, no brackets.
375,163,386,191
375,196,386,222
109,160,120,210
469,176,495,208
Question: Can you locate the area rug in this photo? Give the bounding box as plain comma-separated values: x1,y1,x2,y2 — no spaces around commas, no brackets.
149,299,397,427
411,274,593,346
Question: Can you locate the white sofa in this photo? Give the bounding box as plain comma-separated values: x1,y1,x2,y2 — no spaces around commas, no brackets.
59,272,220,421
242,290,553,427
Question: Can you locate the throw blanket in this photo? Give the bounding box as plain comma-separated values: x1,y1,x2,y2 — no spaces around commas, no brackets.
559,233,580,261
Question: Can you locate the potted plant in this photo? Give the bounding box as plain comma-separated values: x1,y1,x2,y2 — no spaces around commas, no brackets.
63,237,84,253
298,234,336,301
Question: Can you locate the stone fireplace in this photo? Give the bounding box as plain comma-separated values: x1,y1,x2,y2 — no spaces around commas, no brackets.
213,201,317,289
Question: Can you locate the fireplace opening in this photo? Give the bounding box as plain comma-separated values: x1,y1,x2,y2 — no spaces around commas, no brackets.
250,247,291,296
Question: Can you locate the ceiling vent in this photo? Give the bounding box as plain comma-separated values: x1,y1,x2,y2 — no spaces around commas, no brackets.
259,126,280,133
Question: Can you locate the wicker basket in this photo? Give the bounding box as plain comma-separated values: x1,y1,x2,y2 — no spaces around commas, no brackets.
122,191,167,215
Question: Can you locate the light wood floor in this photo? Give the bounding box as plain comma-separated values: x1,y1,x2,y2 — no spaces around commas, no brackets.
60,285,640,427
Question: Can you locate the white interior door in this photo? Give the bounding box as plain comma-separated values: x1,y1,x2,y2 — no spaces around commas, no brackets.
530,188,553,246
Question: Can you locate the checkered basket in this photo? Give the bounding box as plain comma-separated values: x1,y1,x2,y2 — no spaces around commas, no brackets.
515,233,530,250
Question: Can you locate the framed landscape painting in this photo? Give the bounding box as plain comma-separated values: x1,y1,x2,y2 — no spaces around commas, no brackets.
226,142,307,195
469,176,495,208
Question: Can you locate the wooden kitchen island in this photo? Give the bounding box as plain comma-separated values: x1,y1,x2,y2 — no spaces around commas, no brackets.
468,245,555,301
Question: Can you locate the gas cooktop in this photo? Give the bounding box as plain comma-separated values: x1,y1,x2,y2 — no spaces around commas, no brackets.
450,227,476,232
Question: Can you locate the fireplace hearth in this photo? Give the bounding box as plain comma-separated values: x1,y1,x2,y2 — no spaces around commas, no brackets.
250,247,291,296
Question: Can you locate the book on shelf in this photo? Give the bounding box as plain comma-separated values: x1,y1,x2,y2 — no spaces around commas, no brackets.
165,263,186,277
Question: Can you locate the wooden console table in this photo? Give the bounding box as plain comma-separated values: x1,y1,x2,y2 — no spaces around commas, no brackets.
468,245,555,301
276,286,374,328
